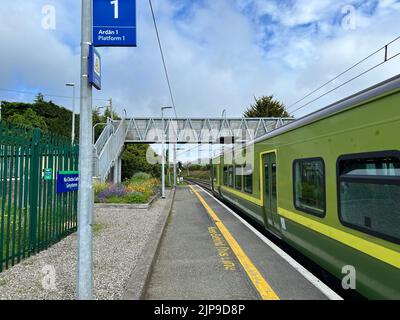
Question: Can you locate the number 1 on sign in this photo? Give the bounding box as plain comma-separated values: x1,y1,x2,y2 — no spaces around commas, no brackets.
110,0,119,19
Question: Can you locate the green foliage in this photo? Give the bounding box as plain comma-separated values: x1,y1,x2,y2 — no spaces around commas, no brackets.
93,223,106,235
1,94,75,139
103,107,121,121
92,106,121,142
244,95,290,118
8,108,48,131
133,172,152,180
122,144,161,180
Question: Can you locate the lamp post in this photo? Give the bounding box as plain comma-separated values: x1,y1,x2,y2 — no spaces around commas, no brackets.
222,109,227,121
66,83,76,144
161,106,173,199
173,144,177,187
174,146,185,185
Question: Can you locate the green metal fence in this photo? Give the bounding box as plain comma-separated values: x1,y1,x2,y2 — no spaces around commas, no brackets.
0,120,79,272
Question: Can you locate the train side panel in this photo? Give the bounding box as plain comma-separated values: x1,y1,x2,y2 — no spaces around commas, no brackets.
218,87,400,299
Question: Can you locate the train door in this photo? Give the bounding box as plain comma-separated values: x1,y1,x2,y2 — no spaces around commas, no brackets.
263,152,281,234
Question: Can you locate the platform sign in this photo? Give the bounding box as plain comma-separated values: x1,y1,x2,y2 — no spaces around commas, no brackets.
89,45,102,90
57,171,79,194
93,0,137,47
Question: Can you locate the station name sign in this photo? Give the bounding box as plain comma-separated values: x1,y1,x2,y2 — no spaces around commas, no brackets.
93,0,137,47
57,171,79,193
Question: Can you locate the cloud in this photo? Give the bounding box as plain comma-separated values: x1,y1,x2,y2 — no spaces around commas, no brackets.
0,0,400,119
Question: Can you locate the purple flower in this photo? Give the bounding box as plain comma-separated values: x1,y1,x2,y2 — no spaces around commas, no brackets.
98,184,127,199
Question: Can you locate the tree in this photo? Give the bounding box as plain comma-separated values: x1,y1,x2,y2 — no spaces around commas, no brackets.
1,96,75,138
121,144,161,180
9,108,48,131
34,93,44,103
243,95,290,118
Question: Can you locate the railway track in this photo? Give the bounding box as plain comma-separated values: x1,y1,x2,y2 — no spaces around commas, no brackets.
184,178,213,191
184,178,365,300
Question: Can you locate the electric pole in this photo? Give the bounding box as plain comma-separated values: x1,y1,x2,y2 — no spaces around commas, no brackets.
77,0,93,300
109,98,113,120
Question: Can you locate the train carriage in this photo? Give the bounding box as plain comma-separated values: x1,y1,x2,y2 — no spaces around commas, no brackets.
212,75,400,299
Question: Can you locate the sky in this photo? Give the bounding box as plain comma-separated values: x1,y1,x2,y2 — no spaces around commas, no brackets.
0,0,400,120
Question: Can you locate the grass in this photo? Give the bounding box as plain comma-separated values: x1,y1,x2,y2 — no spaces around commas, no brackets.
94,173,160,205
92,223,106,235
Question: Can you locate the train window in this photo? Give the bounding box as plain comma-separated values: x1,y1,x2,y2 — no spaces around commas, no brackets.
223,166,229,186
293,158,326,217
338,151,400,244
244,164,253,194
228,166,234,187
235,166,243,190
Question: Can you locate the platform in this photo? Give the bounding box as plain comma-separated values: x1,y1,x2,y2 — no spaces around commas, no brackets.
145,186,341,300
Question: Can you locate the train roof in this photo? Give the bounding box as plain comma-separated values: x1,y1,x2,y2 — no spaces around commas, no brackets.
251,74,400,145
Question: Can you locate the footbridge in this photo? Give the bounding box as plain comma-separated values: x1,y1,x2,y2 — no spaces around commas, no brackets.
93,117,294,182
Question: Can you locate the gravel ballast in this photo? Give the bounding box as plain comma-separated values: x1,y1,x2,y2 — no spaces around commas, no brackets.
0,191,171,300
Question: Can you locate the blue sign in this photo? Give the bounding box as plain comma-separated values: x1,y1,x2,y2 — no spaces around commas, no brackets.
57,171,79,194
89,45,102,90
93,0,137,47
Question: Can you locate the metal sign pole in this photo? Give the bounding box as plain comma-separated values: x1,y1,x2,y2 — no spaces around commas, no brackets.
77,0,93,300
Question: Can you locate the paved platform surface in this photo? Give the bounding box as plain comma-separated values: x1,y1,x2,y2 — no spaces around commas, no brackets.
145,186,330,300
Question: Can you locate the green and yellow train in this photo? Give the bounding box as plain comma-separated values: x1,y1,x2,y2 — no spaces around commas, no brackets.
211,75,400,300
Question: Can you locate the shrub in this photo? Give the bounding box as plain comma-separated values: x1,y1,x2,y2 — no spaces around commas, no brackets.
94,177,160,204
94,182,109,195
132,172,151,180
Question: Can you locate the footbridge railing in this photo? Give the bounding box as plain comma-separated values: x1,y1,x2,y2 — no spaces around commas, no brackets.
93,118,131,181
92,117,294,182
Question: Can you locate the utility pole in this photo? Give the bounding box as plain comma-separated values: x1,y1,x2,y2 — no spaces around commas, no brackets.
168,147,171,187
161,107,172,199
173,143,177,187
109,98,113,120
77,0,93,300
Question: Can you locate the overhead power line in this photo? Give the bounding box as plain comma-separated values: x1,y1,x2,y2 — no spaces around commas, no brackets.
287,35,400,115
0,87,110,102
290,51,400,115
148,0,178,119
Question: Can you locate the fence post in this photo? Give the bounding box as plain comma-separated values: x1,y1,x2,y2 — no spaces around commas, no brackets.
28,128,41,255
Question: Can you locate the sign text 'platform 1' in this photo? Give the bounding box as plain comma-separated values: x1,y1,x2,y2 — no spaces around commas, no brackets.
93,0,137,47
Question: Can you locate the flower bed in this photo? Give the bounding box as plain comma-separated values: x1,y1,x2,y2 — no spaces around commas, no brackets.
94,174,160,204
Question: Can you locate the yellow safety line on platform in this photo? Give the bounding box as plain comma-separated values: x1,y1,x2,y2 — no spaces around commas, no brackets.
189,185,280,301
